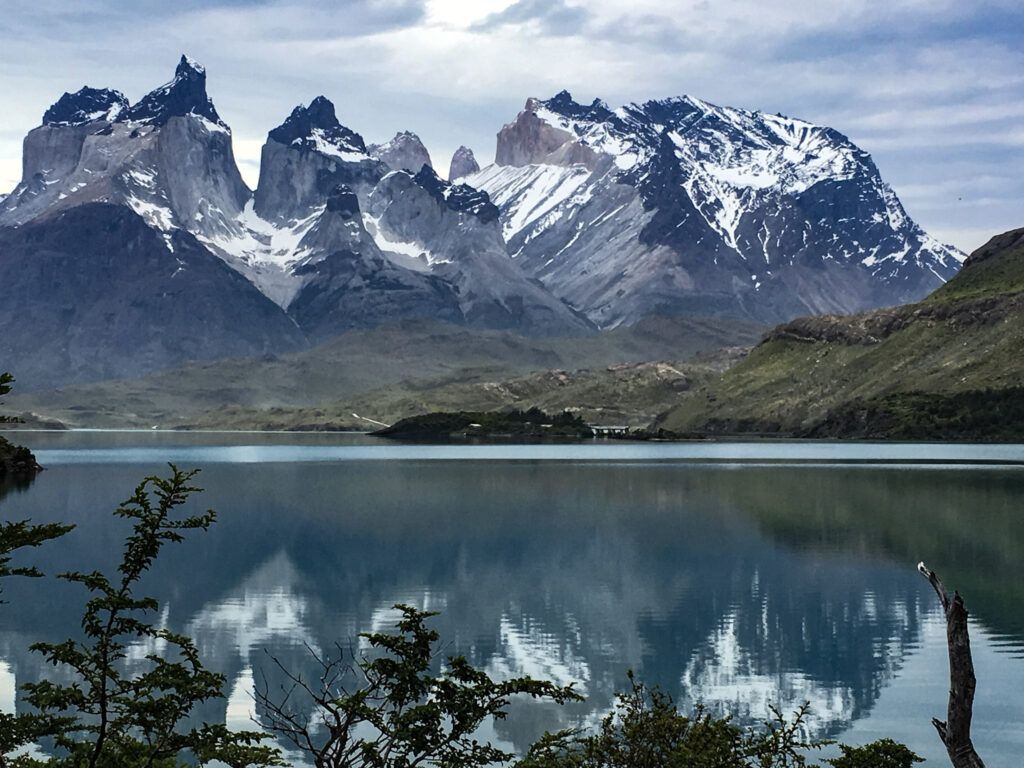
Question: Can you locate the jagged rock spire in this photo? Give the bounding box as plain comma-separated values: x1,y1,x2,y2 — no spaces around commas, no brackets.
448,146,480,180
368,131,432,172
267,95,367,155
125,54,225,127
411,166,499,223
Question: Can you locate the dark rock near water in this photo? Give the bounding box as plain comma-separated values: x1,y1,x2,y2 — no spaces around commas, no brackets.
0,435,42,478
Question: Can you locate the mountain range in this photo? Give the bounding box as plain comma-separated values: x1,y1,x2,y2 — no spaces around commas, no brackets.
0,55,963,391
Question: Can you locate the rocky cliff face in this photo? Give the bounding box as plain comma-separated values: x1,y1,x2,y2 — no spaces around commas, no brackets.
200,93,589,338
364,167,591,335
495,96,601,171
252,96,387,224
0,435,42,479
469,92,964,327
368,131,432,172
448,146,481,181
0,203,305,389
286,185,463,341
0,55,250,245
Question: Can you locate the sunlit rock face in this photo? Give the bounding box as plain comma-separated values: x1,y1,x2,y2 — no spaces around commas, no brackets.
470,91,964,328
368,130,433,173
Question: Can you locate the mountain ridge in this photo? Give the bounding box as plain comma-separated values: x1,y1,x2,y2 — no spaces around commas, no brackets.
468,91,963,327
0,55,969,392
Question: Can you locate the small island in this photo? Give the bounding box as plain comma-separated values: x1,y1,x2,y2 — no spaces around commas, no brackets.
372,408,594,440
0,433,42,479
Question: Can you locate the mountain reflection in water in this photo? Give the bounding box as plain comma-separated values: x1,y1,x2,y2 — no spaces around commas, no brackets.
2,437,1024,763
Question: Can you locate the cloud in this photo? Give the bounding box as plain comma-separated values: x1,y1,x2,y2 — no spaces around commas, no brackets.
0,0,1021,251
472,0,589,36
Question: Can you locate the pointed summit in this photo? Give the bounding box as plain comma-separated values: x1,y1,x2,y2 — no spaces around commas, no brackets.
368,131,432,172
267,96,367,156
296,184,369,255
43,87,128,127
549,89,575,105
411,166,499,223
542,90,614,121
176,54,206,76
448,146,480,181
125,54,224,128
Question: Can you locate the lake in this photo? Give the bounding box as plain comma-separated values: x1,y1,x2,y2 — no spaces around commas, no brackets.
2,431,1024,764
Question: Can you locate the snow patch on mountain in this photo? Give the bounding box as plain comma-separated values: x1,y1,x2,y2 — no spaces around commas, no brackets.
305,128,369,162
471,90,965,326
197,201,322,307
363,213,441,271
467,163,593,245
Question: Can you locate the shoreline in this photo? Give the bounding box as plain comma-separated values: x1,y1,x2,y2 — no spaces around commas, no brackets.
6,427,1024,447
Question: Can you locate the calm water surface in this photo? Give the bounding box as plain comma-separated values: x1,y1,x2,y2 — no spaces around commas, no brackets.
2,431,1024,764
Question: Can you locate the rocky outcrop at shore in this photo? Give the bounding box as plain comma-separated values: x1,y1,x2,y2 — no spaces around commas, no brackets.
0,435,42,478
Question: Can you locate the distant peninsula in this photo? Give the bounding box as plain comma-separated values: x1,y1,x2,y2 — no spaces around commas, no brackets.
372,408,594,440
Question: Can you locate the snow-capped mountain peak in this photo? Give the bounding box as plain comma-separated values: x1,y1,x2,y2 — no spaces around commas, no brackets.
125,54,227,129
43,87,128,127
469,89,965,327
368,131,432,172
409,166,500,223
268,96,369,160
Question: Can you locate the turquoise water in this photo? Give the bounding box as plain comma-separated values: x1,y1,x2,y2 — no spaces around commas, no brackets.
2,431,1023,763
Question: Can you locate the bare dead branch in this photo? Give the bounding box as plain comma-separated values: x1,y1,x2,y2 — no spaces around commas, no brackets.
918,562,986,768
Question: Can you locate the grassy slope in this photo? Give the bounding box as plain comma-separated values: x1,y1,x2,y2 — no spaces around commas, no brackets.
178,354,743,430
659,228,1024,438
9,317,761,429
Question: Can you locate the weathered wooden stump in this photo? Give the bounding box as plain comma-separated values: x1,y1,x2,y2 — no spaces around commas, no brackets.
918,562,986,768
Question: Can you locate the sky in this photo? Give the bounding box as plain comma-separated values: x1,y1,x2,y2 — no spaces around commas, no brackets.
1,0,1021,253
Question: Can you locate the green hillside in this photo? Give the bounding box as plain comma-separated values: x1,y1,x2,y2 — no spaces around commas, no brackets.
8,317,759,430
658,228,1024,440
